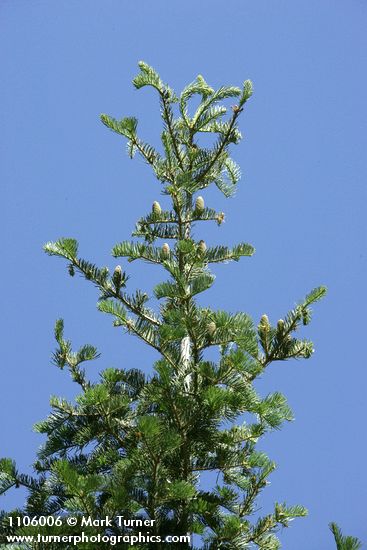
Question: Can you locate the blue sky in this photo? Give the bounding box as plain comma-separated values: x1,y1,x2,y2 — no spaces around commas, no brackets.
1,1,366,547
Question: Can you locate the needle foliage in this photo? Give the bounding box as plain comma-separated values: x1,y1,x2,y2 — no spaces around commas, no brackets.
1,62,330,549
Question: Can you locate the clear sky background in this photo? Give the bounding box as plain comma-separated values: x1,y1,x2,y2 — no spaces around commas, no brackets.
1,1,366,548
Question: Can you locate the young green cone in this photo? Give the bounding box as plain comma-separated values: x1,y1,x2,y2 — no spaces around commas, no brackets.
152,201,162,216
195,196,205,213
162,243,170,257
207,320,216,337
198,240,207,255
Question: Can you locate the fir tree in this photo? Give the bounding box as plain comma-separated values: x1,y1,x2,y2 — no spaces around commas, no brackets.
0,62,328,549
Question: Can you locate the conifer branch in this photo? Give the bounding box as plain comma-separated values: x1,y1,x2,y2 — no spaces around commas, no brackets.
194,109,241,186
160,92,185,171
